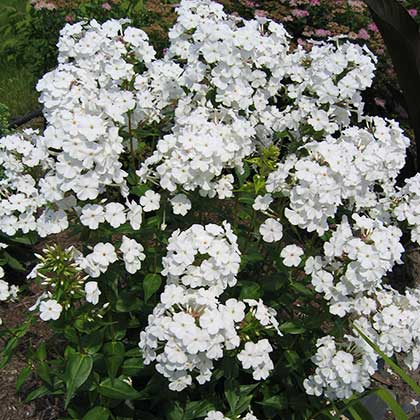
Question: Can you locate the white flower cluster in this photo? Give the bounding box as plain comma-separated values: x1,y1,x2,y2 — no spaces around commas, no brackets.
162,222,241,295
305,214,404,317
0,266,18,302
393,173,420,244
354,287,420,370
37,19,155,201
138,107,255,197
205,411,258,420
237,339,274,380
0,130,64,237
303,335,377,400
139,285,246,391
120,236,146,274
140,223,279,390
76,237,146,277
266,118,409,235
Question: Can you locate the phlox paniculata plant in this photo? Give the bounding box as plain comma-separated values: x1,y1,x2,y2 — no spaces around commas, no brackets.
1,0,420,418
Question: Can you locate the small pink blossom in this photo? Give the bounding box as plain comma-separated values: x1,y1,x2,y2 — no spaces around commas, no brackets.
65,15,73,23
408,9,418,18
244,0,257,6
309,0,320,5
367,22,378,32
292,9,310,18
315,28,331,37
357,28,370,40
102,2,112,10
374,97,386,108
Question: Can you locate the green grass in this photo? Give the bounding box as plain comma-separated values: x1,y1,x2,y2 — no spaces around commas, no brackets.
0,0,40,118
0,64,39,117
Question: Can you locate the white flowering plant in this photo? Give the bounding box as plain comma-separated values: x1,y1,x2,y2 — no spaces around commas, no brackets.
1,0,420,418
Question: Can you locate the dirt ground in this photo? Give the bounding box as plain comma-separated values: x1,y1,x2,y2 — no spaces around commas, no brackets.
0,293,62,420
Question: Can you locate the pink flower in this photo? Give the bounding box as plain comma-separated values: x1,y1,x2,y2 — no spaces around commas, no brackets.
65,15,73,23
315,28,331,37
357,28,370,40
291,9,310,18
367,22,379,32
408,9,418,18
102,2,112,10
309,0,320,5
374,97,386,108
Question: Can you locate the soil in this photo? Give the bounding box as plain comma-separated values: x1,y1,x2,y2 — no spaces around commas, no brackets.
0,292,62,420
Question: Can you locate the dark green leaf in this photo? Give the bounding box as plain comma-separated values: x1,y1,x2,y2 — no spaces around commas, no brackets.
103,341,125,379
64,353,93,408
239,281,262,299
24,385,50,403
184,400,215,420
121,358,144,376
279,321,306,335
16,366,31,392
98,377,141,400
82,406,112,420
143,273,162,302
257,394,287,411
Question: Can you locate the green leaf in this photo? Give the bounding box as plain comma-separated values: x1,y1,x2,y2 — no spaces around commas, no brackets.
4,251,25,271
184,400,215,420
374,388,408,420
121,358,144,376
24,385,50,403
354,325,420,395
16,366,31,392
104,341,125,379
239,281,262,299
64,353,93,408
234,394,253,416
83,406,112,420
257,394,287,411
225,379,240,413
166,401,184,420
98,378,141,400
279,321,306,334
143,273,162,302
36,361,52,386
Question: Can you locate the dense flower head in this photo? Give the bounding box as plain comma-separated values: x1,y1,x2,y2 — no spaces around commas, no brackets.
139,285,245,391
162,222,241,295
305,214,404,316
304,334,377,400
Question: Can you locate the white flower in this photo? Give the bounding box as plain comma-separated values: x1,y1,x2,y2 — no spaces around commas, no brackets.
204,411,229,420
0,280,10,301
39,299,63,321
259,218,283,243
170,194,191,216
140,190,161,212
253,194,273,211
126,200,143,230
80,204,105,229
120,236,146,274
85,281,101,305
105,202,126,228
237,339,274,380
280,244,304,267
91,242,118,267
